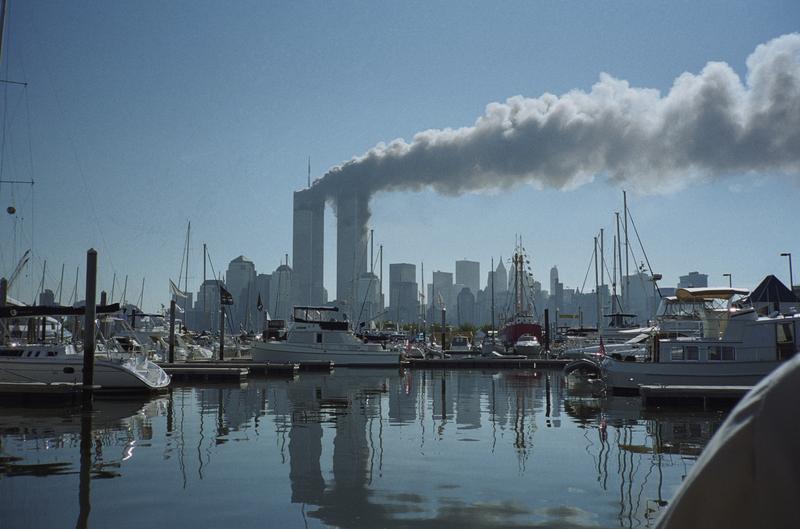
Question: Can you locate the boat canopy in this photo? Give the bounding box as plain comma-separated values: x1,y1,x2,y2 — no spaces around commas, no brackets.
675,287,749,302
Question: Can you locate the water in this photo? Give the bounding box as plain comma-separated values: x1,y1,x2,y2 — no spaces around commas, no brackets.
0,368,727,529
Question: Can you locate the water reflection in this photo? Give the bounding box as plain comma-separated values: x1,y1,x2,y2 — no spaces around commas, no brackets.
0,396,163,478
0,369,728,529
563,394,724,526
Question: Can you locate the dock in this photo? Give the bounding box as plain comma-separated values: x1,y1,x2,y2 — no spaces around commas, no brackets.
640,384,752,409
407,357,571,369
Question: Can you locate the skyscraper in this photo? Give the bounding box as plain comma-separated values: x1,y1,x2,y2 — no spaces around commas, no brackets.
455,260,480,297
292,189,325,307
335,190,368,310
226,256,256,331
389,263,418,325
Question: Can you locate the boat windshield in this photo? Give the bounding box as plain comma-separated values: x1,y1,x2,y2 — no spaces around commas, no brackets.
293,307,347,323
656,298,713,319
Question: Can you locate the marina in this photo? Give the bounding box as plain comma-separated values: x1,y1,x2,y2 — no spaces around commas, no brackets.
0,2,798,527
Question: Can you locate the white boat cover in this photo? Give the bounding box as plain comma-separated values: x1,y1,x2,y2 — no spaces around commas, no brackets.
655,353,800,529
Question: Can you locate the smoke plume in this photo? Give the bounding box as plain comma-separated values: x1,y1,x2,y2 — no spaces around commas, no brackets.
312,33,800,203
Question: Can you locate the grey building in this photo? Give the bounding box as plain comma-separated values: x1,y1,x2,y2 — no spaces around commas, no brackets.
389,263,418,325
226,256,257,331
292,188,326,307
455,260,480,298
678,271,709,289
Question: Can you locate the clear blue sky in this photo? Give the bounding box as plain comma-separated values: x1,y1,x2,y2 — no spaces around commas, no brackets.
0,1,798,310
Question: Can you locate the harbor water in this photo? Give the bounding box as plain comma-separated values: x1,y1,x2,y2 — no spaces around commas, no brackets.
0,368,727,528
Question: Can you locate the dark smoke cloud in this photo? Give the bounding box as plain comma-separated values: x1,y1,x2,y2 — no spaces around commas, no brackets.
311,33,800,202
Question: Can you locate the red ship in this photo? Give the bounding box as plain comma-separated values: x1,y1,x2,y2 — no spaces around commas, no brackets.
499,249,542,347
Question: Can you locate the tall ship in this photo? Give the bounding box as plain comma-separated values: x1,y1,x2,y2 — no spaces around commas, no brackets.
499,243,543,348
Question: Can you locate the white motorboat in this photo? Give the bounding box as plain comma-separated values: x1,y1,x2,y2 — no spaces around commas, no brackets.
601,287,799,393
251,306,402,367
514,334,541,356
0,342,171,391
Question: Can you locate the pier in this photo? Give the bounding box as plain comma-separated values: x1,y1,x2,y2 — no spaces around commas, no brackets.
407,357,571,369
157,360,332,379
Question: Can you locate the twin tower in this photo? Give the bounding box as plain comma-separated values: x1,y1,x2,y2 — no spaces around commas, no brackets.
292,187,370,311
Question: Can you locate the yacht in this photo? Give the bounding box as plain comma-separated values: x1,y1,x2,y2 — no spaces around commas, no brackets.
0,342,171,391
251,306,402,367
601,287,799,393
514,334,542,356
448,335,472,354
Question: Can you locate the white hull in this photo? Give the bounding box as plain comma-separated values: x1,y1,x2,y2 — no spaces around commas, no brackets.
251,341,401,367
601,358,782,392
0,356,170,391
515,344,542,356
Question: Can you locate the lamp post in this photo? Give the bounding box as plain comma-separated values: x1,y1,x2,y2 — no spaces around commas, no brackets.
723,273,732,288
780,253,794,293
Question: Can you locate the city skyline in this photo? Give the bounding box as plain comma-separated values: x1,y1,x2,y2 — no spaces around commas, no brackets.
0,2,798,312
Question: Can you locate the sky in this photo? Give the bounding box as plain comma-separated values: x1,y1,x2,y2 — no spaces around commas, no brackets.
0,1,798,311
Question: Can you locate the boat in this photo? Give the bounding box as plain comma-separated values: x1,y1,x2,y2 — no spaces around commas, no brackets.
600,287,799,393
0,299,171,391
514,334,541,356
448,335,472,353
0,342,171,391
251,306,402,367
499,246,543,348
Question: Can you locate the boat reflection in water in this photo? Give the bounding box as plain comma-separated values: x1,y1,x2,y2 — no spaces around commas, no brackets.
1,369,728,529
563,394,725,526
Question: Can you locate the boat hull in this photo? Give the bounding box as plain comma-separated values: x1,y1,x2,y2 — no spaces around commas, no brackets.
601,358,782,394
500,322,542,347
251,342,402,367
515,343,542,357
0,356,170,391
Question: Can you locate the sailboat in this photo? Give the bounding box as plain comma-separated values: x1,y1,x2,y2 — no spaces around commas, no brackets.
499,241,543,351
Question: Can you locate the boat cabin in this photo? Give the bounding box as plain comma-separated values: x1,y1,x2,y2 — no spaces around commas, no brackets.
651,287,800,363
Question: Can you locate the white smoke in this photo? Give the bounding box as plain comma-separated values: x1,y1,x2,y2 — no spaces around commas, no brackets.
312,33,800,200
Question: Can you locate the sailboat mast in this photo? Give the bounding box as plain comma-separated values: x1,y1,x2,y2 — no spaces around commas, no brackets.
491,257,496,341
71,266,79,305
138,277,145,309
121,275,128,306
624,190,629,309
594,236,600,332
185,222,190,293
616,211,623,313
203,243,207,328
57,263,65,305
37,260,47,304
185,222,191,323
612,234,617,314
0,0,7,64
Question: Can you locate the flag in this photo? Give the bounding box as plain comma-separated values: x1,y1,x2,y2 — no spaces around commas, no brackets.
257,293,263,312
598,336,606,358
220,285,234,305
169,279,187,299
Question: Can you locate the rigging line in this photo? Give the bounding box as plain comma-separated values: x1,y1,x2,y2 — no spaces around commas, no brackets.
580,244,595,293
26,14,115,275
626,207,661,297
